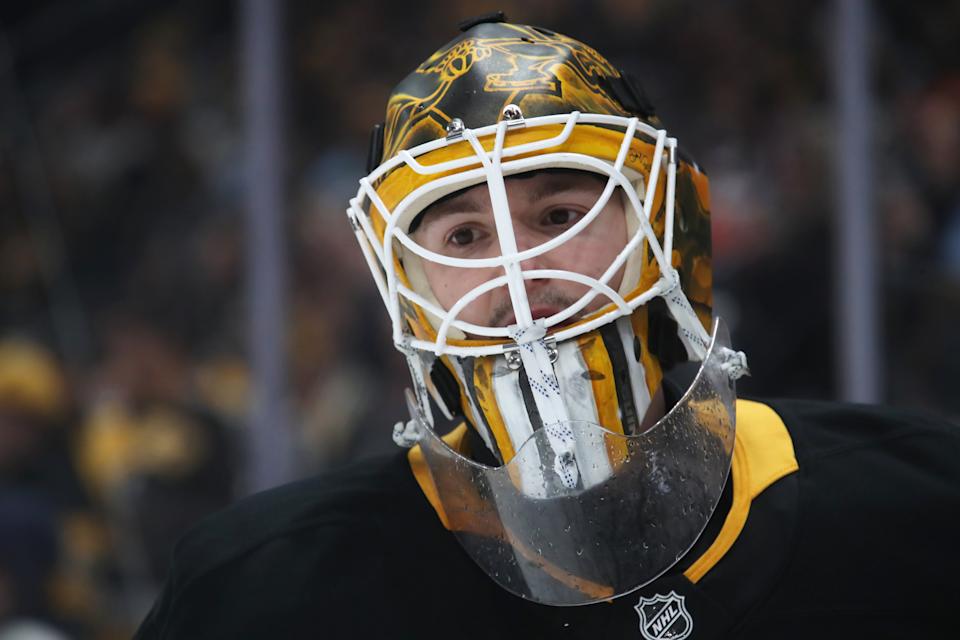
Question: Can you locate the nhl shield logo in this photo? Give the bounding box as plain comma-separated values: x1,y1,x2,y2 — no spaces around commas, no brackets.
634,591,693,640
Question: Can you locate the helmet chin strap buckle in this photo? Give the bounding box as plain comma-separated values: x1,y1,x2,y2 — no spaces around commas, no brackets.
504,320,556,370
504,335,558,370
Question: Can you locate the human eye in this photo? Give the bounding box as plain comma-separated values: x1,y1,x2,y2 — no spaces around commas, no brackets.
543,207,585,227
444,225,487,250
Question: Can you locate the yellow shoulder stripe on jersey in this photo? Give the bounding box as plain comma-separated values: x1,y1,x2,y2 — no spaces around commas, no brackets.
683,399,799,583
408,423,470,530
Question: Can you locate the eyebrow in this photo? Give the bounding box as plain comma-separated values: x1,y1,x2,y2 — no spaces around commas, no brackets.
421,192,487,219
415,172,608,230
525,172,607,203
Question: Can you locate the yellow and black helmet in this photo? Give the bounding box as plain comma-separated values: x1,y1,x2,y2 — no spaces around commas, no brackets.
376,15,660,161
349,14,715,463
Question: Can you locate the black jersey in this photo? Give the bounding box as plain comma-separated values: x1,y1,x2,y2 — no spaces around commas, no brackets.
135,399,960,639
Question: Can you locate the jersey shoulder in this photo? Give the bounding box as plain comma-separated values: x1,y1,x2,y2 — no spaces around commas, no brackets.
741,398,960,631
763,397,960,466
170,451,416,581
135,451,432,638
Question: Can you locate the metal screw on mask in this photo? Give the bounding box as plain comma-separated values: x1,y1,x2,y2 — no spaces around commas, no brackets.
501,103,525,127
445,117,465,140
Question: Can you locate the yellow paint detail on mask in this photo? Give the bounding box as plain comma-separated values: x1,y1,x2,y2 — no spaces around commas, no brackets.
689,255,713,310
382,25,628,160
689,163,711,211
471,356,516,463
373,123,664,228
576,334,624,439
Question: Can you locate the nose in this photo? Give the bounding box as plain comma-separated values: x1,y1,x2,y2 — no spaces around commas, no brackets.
514,227,551,267
513,228,553,295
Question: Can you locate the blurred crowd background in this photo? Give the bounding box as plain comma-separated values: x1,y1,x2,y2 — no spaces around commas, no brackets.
0,0,958,636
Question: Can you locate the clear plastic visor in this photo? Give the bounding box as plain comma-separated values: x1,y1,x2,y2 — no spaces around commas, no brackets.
413,318,737,605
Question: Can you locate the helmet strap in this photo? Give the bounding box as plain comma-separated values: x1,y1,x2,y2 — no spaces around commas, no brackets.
507,320,579,488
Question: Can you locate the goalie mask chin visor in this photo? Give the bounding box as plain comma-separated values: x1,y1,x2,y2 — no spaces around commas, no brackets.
408,318,739,606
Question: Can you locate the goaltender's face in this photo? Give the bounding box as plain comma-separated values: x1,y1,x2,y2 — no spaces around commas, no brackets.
411,170,628,328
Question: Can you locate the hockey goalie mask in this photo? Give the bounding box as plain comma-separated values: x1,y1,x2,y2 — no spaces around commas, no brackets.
347,18,748,605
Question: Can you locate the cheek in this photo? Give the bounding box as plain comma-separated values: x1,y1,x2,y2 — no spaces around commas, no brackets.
423,265,459,309
567,210,628,276
539,209,627,307
423,265,499,320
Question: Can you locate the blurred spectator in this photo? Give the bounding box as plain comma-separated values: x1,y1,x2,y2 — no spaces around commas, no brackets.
0,339,69,489
0,338,108,636
76,315,238,589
